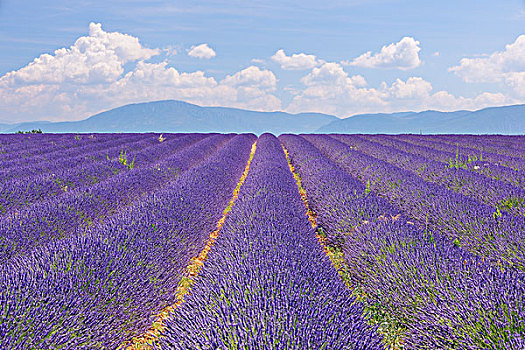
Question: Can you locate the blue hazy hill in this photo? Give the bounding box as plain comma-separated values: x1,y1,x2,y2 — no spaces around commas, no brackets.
3,100,525,134
1,121,51,133
4,100,337,135
317,104,525,134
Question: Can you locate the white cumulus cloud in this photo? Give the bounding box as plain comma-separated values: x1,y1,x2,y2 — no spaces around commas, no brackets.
271,49,320,70
505,72,525,96
301,62,367,88
385,77,433,100
221,66,277,89
218,66,280,111
286,62,517,117
449,35,525,96
1,22,158,85
187,43,216,59
344,37,422,70
0,25,280,122
0,22,522,123
286,62,386,116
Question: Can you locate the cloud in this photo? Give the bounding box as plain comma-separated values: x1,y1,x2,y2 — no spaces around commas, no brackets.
187,43,216,59
384,77,433,99
344,37,422,70
286,62,517,117
0,23,521,123
505,72,525,96
286,62,386,116
271,49,320,70
82,62,280,112
449,35,525,96
163,46,178,56
0,24,279,122
222,66,277,89
217,66,281,111
1,23,158,85
301,62,367,87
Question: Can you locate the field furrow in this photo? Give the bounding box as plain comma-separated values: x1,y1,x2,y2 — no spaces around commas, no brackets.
123,140,257,349
156,134,382,350
280,134,525,349
302,134,525,270
0,134,256,349
0,134,207,214
1,133,523,350
334,134,525,216
0,134,229,262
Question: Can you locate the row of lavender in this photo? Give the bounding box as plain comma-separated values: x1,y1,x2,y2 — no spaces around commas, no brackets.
364,135,525,193
0,134,187,213
0,133,125,163
398,134,525,163
391,134,525,183
338,134,525,219
0,133,233,262
158,134,382,349
0,133,147,179
355,135,525,267
281,134,525,349
306,135,525,271
1,133,523,349
1,134,256,348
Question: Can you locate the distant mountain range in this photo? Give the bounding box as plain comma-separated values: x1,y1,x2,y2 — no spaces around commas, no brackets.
317,104,525,134
1,100,524,134
0,100,336,135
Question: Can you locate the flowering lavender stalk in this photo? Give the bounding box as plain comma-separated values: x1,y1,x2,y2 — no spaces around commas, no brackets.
363,134,525,191
333,134,525,217
0,134,227,262
302,134,525,271
280,134,525,349
0,133,149,183
157,134,382,350
0,134,255,349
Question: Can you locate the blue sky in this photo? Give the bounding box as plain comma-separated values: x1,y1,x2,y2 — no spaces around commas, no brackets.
0,0,524,122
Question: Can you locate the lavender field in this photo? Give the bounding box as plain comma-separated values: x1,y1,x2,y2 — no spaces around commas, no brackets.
1,132,524,350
